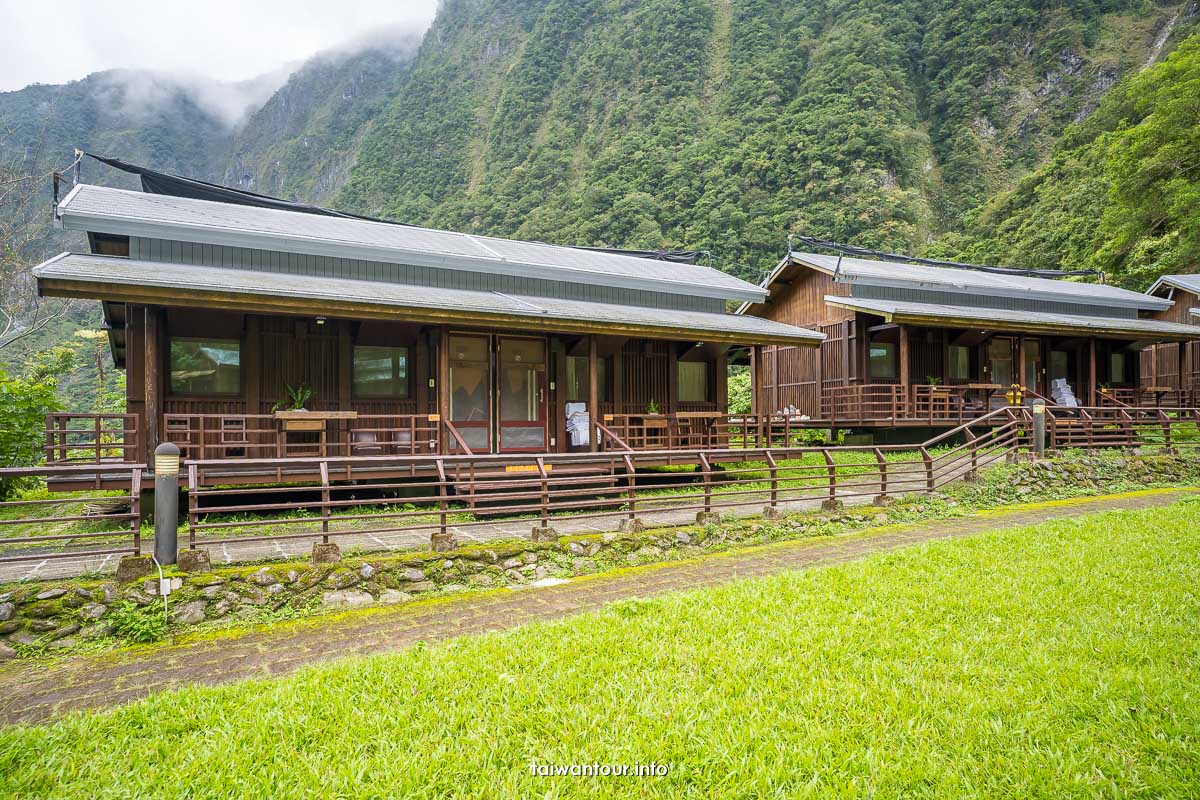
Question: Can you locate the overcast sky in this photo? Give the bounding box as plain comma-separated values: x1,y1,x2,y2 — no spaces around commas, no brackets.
0,0,440,92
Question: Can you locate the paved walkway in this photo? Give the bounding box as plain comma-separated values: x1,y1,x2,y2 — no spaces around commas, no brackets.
0,489,1188,725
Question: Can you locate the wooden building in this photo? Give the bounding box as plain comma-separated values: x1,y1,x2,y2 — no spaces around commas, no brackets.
1142,275,1200,403
738,252,1200,429
34,184,822,463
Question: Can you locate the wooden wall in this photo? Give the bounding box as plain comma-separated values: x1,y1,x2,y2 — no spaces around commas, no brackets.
129,307,724,455
1144,288,1200,391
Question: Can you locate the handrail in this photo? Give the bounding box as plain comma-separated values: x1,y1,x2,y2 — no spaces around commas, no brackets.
441,419,474,456
594,420,632,452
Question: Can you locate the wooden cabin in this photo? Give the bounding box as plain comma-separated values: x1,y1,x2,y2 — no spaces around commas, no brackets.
738,252,1200,430
1142,275,1200,404
34,184,822,464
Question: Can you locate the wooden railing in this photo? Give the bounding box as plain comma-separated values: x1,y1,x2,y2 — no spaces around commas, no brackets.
162,413,441,460
0,463,143,565
1045,406,1200,451
182,408,1029,553
1098,387,1198,408
43,414,139,464
822,384,908,422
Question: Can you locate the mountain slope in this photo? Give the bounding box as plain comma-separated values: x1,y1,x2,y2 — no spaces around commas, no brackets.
945,21,1200,289
339,0,1194,281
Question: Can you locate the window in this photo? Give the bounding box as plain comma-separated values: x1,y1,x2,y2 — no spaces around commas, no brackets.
353,346,409,398
868,342,896,380
169,339,240,395
1110,352,1128,385
566,356,609,403
948,345,971,381
677,361,709,403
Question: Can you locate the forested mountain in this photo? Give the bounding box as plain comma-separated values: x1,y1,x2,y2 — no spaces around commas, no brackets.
0,0,1198,410
339,0,1197,282
944,26,1200,289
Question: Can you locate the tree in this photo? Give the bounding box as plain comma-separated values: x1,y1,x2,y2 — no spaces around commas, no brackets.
0,368,60,498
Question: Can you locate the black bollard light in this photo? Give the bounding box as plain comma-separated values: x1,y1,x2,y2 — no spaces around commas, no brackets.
153,442,181,565
1032,402,1046,459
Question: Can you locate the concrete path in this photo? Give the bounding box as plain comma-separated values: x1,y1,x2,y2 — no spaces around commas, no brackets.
4,487,1181,726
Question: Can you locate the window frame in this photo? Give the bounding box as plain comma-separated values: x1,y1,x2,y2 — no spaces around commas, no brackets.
352,344,411,400
676,360,711,404
168,337,243,397
868,341,897,381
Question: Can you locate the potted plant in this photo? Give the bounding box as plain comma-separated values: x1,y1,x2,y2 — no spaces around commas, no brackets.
926,376,941,386
646,399,661,415
273,384,313,413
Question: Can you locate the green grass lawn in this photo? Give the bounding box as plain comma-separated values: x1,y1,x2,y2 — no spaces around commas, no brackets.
3,501,1200,798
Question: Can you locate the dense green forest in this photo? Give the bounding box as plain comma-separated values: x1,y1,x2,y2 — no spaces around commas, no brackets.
943,28,1200,288
0,0,1197,420
339,0,1195,282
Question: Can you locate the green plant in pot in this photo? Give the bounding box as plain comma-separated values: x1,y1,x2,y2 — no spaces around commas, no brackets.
273,383,313,412
646,399,661,415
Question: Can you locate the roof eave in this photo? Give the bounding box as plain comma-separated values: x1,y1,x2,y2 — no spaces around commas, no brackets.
35,271,818,347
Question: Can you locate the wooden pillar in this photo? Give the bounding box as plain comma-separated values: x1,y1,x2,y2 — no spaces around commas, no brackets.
613,344,625,415
667,341,679,412
1088,338,1097,406
814,338,824,419
749,345,759,415
1017,334,1026,391
588,335,599,452
337,320,352,410
143,305,162,464
244,316,261,415
898,324,910,411
715,348,728,412
435,328,449,451
414,328,430,416
770,345,781,413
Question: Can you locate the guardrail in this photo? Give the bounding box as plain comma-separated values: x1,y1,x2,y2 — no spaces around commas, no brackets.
44,414,139,464
180,408,1027,553
1045,406,1200,450
0,464,143,566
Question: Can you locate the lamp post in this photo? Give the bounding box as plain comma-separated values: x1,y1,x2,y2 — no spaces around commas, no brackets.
153,442,181,565
1032,402,1046,459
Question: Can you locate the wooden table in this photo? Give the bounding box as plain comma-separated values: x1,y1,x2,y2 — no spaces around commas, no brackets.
274,411,358,457
965,383,1003,407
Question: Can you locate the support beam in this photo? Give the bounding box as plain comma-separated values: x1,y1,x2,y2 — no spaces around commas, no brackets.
749,345,759,415
244,315,261,415
337,320,352,410
588,335,599,452
613,343,625,415
1088,338,1097,405
435,328,449,451
898,324,910,411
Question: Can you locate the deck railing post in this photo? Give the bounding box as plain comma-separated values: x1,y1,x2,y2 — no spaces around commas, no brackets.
130,467,143,555
319,462,331,543
874,447,888,499
765,451,779,507
93,415,102,462
536,457,550,527
920,446,934,493
622,453,638,521
823,449,836,502
435,459,449,537
698,452,713,513
58,417,67,463
187,463,199,550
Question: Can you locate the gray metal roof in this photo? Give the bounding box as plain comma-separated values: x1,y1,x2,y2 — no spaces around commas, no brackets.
34,253,823,345
787,252,1170,311
55,184,766,303
826,295,1200,339
1146,274,1200,298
